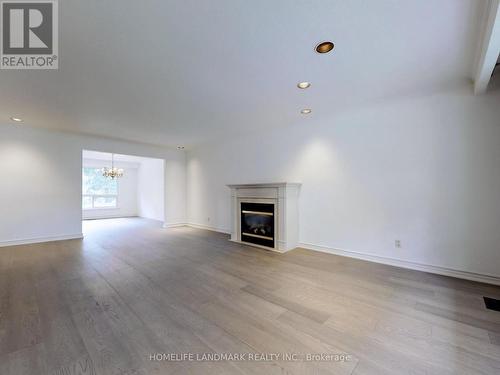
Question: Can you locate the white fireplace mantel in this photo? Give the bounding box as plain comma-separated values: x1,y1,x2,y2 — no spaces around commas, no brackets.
227,183,301,252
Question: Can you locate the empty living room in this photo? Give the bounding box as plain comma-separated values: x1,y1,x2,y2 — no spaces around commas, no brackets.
2,0,500,374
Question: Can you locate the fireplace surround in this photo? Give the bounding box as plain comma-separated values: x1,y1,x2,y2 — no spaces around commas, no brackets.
227,183,301,252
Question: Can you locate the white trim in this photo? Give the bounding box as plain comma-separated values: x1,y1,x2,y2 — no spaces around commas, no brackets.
83,214,138,220
187,222,231,234
299,242,500,286
166,222,231,234
473,0,500,94
83,207,121,212
227,182,301,189
0,233,84,248
162,222,187,228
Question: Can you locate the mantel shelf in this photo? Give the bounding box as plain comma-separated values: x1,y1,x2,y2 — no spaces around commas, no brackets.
227,182,301,189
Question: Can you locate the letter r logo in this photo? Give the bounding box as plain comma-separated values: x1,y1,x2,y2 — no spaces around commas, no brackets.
2,2,53,54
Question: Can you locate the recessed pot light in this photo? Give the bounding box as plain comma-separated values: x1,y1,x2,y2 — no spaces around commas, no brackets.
10,117,23,122
315,41,334,54
297,82,311,89
301,109,312,114
177,146,185,150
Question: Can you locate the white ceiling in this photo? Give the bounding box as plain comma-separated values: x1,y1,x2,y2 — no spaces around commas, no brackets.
0,0,484,147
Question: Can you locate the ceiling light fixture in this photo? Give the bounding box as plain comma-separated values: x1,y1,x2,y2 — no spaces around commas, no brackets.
315,41,334,54
102,153,124,179
10,117,23,122
297,82,311,89
301,109,312,114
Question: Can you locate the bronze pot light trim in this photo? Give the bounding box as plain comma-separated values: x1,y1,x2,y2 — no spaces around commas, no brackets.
315,41,334,54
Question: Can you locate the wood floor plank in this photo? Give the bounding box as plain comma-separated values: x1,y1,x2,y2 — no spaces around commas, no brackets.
1,217,500,374
241,284,331,323
0,344,48,375
34,277,91,375
415,302,500,333
0,254,43,357
279,310,470,375
490,332,500,346
198,296,357,375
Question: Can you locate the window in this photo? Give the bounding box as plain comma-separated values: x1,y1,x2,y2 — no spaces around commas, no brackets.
82,167,118,209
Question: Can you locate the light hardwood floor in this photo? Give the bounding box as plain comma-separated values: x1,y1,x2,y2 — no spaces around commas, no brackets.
1,218,500,374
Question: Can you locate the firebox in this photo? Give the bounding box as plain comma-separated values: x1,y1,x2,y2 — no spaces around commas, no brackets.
240,202,275,248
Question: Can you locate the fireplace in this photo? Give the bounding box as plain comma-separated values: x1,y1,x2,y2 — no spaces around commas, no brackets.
240,202,275,248
227,183,301,252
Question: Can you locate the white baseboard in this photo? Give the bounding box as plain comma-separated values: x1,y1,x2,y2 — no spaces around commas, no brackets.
299,242,500,286
0,233,84,248
83,214,138,220
162,222,187,228
185,222,231,234
162,221,230,234
187,222,231,234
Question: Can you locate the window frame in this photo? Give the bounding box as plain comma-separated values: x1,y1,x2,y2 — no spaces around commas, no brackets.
82,167,120,211
82,194,119,210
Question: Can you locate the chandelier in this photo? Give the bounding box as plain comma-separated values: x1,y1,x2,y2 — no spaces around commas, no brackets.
102,153,124,179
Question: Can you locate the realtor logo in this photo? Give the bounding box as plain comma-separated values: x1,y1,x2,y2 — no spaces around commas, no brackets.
1,0,58,69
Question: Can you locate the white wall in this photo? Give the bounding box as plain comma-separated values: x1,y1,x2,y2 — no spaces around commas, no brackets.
82,158,139,220
187,85,500,279
3,83,500,282
0,125,186,245
138,158,165,221
164,157,187,227
0,127,82,244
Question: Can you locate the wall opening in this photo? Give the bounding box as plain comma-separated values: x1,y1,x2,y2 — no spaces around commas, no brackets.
81,150,165,229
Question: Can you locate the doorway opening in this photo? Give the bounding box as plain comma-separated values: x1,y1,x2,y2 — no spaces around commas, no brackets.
82,150,165,233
